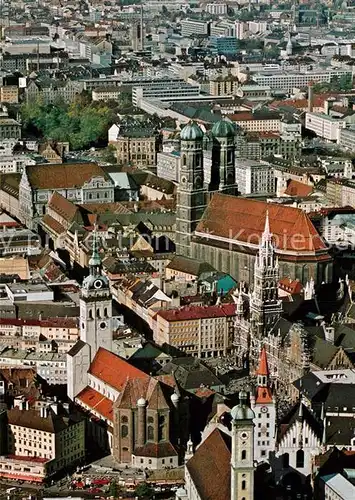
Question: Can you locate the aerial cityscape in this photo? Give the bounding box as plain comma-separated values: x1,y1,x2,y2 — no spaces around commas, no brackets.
2,0,355,499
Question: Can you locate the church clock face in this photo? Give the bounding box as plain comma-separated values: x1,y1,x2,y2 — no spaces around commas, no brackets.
100,321,107,330
240,432,248,442
94,279,103,289
261,406,268,413
181,176,187,185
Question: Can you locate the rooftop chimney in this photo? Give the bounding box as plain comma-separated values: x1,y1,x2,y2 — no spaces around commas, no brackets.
308,81,314,113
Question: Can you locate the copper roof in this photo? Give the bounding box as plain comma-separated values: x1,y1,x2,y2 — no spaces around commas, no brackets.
196,193,326,253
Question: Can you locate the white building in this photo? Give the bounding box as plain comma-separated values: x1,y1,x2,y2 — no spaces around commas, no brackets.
253,69,353,92
181,20,210,37
235,159,275,196
305,112,346,142
156,151,180,182
321,473,355,500
235,21,245,40
205,3,227,15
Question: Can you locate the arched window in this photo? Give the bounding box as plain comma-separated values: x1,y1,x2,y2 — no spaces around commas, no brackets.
121,425,128,438
97,309,101,318
242,480,246,490
158,415,165,441
147,425,154,441
182,155,186,166
296,449,304,468
241,450,246,460
89,310,93,320
104,307,108,317
283,453,289,468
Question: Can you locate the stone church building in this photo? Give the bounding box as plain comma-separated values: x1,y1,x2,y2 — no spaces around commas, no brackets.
175,120,332,285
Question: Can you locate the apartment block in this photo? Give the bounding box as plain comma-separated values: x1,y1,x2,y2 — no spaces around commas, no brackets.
154,304,236,358
235,159,275,196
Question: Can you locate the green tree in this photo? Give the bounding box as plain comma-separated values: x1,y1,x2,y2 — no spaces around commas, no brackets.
134,482,154,498
109,481,119,497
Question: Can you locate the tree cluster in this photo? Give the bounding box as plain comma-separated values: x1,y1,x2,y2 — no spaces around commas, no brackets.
20,93,115,150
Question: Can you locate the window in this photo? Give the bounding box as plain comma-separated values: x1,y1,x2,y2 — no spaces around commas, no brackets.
121,425,128,438
241,450,246,460
148,426,154,441
242,480,246,490
296,450,304,469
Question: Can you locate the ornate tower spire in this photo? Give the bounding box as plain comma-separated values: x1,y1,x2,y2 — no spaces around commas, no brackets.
250,210,282,336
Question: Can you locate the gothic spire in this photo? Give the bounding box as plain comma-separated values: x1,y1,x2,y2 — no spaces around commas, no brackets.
261,210,272,246
89,225,102,275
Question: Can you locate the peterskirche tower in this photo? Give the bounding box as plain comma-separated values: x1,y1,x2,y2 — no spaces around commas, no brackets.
230,391,255,500
80,228,113,361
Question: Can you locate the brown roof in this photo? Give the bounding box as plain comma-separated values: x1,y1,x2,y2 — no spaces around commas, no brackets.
41,214,65,235
48,192,79,221
134,442,178,458
186,428,231,500
115,377,171,411
196,193,326,253
7,408,69,433
285,180,313,197
26,162,106,190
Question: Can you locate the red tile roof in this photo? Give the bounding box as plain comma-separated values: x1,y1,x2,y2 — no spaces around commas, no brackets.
256,347,269,377
76,386,113,422
157,303,236,322
279,277,303,295
285,180,313,197
89,348,149,392
255,386,273,404
196,194,326,253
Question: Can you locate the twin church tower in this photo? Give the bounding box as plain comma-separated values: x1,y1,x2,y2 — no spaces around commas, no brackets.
176,118,238,256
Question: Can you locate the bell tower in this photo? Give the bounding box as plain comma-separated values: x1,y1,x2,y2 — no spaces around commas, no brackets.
210,118,237,195
176,121,207,257
80,228,112,360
